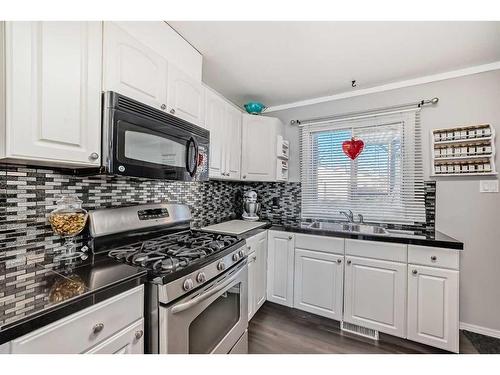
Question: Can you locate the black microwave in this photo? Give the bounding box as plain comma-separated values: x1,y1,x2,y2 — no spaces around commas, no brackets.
102,92,209,181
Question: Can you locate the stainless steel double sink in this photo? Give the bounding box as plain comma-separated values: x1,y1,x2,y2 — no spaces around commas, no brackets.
303,221,389,235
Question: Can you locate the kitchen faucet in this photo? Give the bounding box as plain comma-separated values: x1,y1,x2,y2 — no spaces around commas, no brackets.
339,210,354,222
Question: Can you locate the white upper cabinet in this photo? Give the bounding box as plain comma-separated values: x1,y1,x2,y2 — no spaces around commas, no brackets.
204,87,242,180
204,89,226,178
407,264,459,352
103,22,168,111
241,114,285,182
1,21,102,167
224,105,242,179
167,64,204,126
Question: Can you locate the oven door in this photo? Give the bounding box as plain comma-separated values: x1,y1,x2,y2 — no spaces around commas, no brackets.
107,108,208,181
159,262,248,354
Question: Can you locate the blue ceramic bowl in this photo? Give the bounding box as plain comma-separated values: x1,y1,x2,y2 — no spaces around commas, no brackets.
244,102,266,114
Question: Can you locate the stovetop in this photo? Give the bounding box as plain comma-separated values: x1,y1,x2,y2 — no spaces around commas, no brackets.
107,230,243,283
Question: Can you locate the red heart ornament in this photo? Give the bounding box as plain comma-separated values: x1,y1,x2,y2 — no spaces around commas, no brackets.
342,138,364,160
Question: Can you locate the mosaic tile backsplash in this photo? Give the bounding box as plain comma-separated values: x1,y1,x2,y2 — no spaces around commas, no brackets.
0,163,432,325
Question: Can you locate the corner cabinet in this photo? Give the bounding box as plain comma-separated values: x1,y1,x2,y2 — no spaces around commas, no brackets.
266,231,295,307
1,21,102,167
241,115,286,182
204,87,242,180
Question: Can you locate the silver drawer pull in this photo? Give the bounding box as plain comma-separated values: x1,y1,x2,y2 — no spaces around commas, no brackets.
412,269,418,275
430,255,437,261
93,323,104,334
135,330,144,340
346,260,351,265
336,259,342,264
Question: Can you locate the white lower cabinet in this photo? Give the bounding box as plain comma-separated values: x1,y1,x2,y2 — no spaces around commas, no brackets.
293,249,344,320
247,231,268,320
344,256,407,337
7,285,144,354
407,264,459,352
85,319,144,354
267,231,295,307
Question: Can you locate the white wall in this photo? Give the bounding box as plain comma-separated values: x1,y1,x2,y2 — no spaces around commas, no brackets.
270,70,500,333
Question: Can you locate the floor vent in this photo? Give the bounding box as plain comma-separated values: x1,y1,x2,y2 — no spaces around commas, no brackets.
341,321,379,340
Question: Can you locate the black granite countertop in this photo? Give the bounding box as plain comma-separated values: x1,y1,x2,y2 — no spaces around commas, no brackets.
209,219,463,250
0,255,147,345
268,224,463,250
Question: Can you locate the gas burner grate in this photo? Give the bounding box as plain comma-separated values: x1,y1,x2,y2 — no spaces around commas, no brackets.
107,230,240,275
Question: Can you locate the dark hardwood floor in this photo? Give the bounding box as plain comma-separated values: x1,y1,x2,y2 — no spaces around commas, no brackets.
248,302,477,354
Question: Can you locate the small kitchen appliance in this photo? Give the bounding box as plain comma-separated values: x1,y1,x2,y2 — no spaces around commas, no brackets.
88,203,248,354
242,190,261,221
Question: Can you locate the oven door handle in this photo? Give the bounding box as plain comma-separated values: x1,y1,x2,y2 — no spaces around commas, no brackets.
171,267,243,314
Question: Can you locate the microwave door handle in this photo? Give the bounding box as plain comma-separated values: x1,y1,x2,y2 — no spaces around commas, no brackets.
186,137,199,177
171,266,243,314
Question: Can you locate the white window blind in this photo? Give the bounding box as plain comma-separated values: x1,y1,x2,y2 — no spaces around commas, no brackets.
300,109,425,224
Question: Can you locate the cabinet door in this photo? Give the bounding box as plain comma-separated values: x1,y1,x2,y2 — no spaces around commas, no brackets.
6,21,102,167
204,89,226,178
103,21,167,110
224,105,242,179
294,249,344,320
241,115,277,181
85,319,144,354
247,252,257,320
254,232,268,311
167,64,204,126
267,231,295,307
407,265,459,352
344,256,407,337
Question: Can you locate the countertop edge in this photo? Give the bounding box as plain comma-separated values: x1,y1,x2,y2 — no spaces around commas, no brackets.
0,270,147,346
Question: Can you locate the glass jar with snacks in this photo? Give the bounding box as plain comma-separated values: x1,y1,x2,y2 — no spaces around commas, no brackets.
48,195,88,261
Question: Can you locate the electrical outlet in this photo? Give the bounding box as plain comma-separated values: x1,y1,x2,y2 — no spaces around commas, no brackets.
480,180,499,193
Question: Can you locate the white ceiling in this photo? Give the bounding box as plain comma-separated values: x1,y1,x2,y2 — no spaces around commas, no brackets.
168,21,500,109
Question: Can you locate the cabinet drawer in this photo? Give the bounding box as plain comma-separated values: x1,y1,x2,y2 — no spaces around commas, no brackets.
295,233,344,255
11,285,144,354
408,245,460,270
345,239,407,262
85,319,144,354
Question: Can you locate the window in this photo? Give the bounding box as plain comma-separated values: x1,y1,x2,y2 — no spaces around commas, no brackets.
300,109,425,224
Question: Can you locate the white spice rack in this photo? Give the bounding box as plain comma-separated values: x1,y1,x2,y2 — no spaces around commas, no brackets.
431,124,497,177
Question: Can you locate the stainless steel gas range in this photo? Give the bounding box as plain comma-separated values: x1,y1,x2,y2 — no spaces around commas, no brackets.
88,203,248,354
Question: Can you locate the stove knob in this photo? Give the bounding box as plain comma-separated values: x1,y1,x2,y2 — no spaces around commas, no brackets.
217,261,226,271
196,272,207,283
232,253,240,262
238,250,245,258
183,278,194,291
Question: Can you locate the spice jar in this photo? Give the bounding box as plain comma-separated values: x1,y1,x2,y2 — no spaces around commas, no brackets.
48,195,88,261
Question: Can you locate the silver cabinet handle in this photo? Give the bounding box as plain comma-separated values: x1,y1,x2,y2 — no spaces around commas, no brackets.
89,152,99,160
288,236,293,240
135,330,144,340
242,175,247,179
346,260,351,265
412,269,418,275
336,258,342,264
252,256,257,262
170,108,176,114
160,104,166,110
430,255,437,261
93,323,104,334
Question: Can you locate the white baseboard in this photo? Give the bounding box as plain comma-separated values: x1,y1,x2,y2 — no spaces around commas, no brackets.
460,322,500,339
